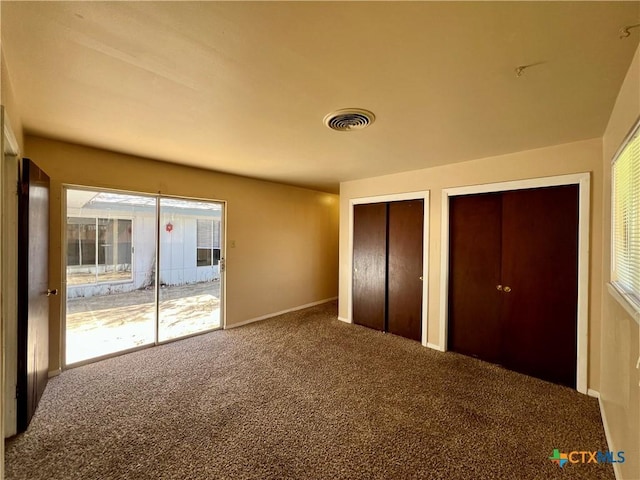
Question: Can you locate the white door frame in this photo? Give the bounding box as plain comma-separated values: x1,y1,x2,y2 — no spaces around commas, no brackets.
2,112,20,440
439,173,590,394
346,191,430,347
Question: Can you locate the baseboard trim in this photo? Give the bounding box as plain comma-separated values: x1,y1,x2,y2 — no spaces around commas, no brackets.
587,388,600,399
337,316,350,323
597,395,622,480
225,297,338,329
48,369,61,379
426,342,445,352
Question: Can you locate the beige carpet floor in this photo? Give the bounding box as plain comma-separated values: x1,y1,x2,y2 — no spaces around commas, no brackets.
5,301,613,479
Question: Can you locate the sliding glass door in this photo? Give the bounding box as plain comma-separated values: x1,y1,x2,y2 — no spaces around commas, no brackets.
65,188,224,366
158,198,223,342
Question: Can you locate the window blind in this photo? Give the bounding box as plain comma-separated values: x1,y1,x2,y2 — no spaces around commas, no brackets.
197,219,214,249
612,123,640,307
213,220,221,249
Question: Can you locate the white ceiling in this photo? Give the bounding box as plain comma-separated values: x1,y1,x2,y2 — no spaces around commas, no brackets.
2,2,639,193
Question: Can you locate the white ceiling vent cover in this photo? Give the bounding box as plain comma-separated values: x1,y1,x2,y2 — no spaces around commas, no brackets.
324,108,375,131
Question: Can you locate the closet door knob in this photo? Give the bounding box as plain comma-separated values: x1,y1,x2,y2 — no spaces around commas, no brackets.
496,285,503,291
503,286,512,293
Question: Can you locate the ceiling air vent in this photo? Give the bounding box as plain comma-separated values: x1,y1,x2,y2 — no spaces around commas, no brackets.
323,108,375,131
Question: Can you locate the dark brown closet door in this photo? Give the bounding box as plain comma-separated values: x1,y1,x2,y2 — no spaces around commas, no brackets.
17,159,51,432
500,185,578,388
448,193,503,363
387,200,424,341
353,203,387,331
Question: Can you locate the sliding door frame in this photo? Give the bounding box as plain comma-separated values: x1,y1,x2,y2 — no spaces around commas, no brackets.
155,195,226,345
439,173,590,394
61,184,227,369
346,191,430,346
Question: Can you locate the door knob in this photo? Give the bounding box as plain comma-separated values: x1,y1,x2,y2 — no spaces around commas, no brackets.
419,276,423,281
46,289,58,296
496,285,503,291
503,286,512,293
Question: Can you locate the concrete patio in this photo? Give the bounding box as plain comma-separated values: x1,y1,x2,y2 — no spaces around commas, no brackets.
66,280,222,364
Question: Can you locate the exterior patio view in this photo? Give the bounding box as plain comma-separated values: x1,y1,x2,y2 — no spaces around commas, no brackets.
66,189,223,365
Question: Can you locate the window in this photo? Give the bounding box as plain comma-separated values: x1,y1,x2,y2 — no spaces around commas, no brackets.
196,219,221,266
612,121,640,309
67,217,132,284
67,217,97,267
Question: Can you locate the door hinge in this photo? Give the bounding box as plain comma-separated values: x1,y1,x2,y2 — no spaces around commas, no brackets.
15,383,20,400
19,181,27,195
220,258,225,272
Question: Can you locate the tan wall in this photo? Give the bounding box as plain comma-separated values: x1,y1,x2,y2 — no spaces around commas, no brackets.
0,43,24,477
0,43,5,480
601,44,640,480
1,49,24,152
339,137,604,390
25,135,339,373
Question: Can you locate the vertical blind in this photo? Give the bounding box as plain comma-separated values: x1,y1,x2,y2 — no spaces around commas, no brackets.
196,219,221,249
612,122,640,307
196,219,213,249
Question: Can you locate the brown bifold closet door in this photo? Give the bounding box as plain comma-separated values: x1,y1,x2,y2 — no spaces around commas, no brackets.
500,185,579,388
387,200,424,341
447,185,579,388
352,203,387,331
448,193,503,363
